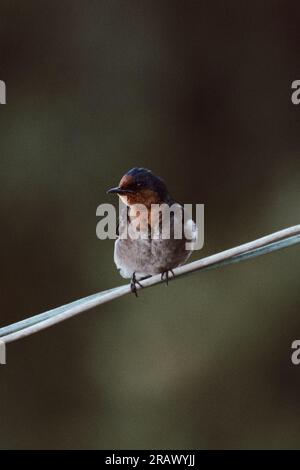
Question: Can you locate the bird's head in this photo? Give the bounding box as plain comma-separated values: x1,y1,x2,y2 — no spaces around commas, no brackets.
107,168,171,206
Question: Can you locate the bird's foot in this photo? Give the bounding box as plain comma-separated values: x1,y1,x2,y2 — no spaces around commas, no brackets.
161,269,175,286
130,272,144,297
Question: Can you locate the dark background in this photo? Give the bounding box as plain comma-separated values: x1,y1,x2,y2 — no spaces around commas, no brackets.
1,0,300,449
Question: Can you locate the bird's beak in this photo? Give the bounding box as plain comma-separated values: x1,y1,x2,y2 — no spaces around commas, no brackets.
107,186,122,194
107,187,134,194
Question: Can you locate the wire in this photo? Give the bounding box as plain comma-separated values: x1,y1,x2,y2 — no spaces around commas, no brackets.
1,225,300,344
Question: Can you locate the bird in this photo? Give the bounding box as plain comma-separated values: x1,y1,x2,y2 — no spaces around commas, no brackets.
107,168,197,296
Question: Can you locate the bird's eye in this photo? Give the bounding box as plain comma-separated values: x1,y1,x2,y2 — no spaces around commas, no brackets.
136,182,142,188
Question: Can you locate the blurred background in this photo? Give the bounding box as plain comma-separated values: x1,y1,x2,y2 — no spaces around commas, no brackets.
0,0,300,449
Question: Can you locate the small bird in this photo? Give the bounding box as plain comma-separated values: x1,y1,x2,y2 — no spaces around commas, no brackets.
107,168,197,295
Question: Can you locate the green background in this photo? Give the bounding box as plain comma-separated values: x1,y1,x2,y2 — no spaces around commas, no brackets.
1,0,300,449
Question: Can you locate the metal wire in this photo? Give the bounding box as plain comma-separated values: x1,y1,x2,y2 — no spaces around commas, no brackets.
1,225,300,343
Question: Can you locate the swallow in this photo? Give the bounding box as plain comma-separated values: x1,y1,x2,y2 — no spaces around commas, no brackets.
107,168,197,296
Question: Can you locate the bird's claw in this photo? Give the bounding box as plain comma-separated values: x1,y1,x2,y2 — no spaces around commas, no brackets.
130,272,144,297
161,269,175,286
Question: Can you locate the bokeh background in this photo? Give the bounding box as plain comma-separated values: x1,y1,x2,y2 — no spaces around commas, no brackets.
1,0,300,449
